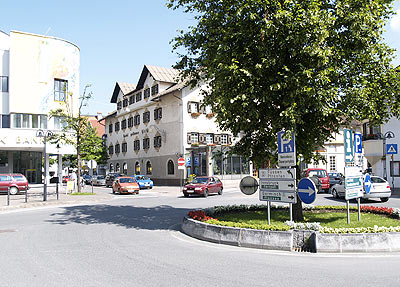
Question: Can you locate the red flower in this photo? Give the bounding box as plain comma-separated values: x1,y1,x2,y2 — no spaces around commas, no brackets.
188,210,218,222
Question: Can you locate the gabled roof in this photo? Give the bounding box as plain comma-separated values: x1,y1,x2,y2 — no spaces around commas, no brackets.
126,65,180,96
152,78,188,101
110,82,136,103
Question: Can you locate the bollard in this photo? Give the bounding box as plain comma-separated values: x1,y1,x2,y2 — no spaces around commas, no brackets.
7,186,10,206
25,185,28,203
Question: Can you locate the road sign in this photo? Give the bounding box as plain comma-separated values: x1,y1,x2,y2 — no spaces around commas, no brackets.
258,168,296,180
364,174,372,194
260,180,296,191
344,166,363,200
178,157,185,166
297,178,317,204
354,132,362,154
239,176,258,195
88,160,97,169
344,128,354,163
259,190,297,203
387,144,398,155
277,131,296,167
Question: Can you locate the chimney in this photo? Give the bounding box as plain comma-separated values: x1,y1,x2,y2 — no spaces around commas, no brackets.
96,112,103,120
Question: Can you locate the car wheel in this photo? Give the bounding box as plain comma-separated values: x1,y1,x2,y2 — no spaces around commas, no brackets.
218,187,223,195
183,193,189,197
203,189,208,198
381,197,389,202
9,187,18,195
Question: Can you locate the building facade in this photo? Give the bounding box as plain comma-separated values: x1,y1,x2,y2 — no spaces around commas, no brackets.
0,30,78,183
103,65,251,185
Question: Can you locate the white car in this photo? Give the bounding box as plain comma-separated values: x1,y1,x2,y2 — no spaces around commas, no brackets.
330,175,391,202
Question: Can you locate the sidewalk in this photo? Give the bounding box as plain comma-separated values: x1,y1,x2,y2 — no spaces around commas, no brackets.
0,184,113,212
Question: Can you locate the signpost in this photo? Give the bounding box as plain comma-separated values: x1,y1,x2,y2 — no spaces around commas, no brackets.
364,174,372,194
344,166,363,223
297,178,317,205
354,132,363,167
386,144,397,189
344,128,354,164
259,168,296,204
177,157,185,169
277,131,296,167
88,160,97,194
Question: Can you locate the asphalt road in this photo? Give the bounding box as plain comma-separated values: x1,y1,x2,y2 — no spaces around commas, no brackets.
0,187,399,287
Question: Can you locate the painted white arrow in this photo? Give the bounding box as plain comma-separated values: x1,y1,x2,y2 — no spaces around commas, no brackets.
298,186,315,196
365,180,372,191
345,154,353,161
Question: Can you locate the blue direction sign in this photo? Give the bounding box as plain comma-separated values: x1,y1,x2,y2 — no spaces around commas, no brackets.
364,174,372,194
344,128,354,163
297,178,317,204
387,144,398,155
277,131,296,167
354,132,362,154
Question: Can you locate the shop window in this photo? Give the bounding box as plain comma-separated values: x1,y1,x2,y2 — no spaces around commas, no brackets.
146,161,152,175
167,160,174,175
109,163,114,172
2,115,10,128
116,163,120,172
54,79,67,102
135,162,140,175
123,162,128,174
0,151,8,167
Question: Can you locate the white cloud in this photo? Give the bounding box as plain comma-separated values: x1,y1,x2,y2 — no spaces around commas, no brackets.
390,9,400,31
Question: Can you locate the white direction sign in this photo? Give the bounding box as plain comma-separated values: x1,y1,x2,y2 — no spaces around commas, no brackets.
259,168,296,180
345,166,363,200
260,180,296,192
277,131,296,167
259,190,297,203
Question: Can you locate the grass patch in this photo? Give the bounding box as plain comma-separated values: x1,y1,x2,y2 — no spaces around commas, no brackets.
216,210,400,229
69,192,96,196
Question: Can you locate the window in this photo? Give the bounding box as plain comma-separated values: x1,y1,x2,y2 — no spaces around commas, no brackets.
151,84,159,95
123,162,128,174
205,105,213,114
108,145,114,155
191,133,199,144
128,117,134,128
146,161,152,175
143,138,150,150
121,119,127,130
154,108,162,120
54,116,67,130
391,161,400,177
123,98,128,107
116,163,120,172
143,111,150,123
206,134,214,145
134,115,140,126
187,101,199,113
115,122,120,132
12,114,21,128
109,123,113,133
122,142,127,152
54,79,67,102
134,140,140,151
0,76,8,92
129,95,135,105
22,114,30,128
2,115,10,128
117,101,122,110
221,134,228,145
167,160,174,175
109,163,114,172
40,115,47,129
329,156,336,172
32,115,39,128
144,88,150,99
115,144,120,154
135,162,140,174
154,136,162,148
136,92,142,102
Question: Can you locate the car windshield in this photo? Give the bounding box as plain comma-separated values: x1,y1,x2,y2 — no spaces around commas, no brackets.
308,170,327,178
120,178,135,183
191,177,209,184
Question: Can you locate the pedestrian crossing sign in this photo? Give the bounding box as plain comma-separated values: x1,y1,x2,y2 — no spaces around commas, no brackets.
387,144,398,155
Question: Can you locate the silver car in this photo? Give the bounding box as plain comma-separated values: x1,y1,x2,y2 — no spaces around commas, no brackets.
330,175,391,202
91,175,106,186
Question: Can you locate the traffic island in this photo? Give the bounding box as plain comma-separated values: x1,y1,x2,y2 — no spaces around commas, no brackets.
181,205,400,253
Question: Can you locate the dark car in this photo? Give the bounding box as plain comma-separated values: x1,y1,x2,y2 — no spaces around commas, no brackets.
328,172,344,188
105,173,124,187
82,174,92,185
0,173,29,195
183,176,223,197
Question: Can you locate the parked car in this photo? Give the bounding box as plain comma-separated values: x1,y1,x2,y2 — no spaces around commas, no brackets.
106,173,123,187
302,168,330,192
328,172,344,188
62,175,70,184
330,175,391,202
0,173,29,195
132,175,153,189
183,176,223,197
112,176,140,194
82,174,92,185
91,175,106,186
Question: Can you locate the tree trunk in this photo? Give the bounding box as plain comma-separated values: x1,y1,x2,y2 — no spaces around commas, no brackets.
292,195,304,221
77,138,81,193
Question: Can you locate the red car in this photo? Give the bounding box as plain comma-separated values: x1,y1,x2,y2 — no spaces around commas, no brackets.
112,177,140,194
62,175,70,183
0,173,29,195
183,176,223,197
302,168,330,192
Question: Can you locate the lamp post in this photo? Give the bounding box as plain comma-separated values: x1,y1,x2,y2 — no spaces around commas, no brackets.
56,143,60,200
380,131,395,180
36,129,53,201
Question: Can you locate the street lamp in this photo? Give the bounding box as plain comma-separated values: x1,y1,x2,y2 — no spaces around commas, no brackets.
378,131,395,180
36,129,53,201
56,143,60,200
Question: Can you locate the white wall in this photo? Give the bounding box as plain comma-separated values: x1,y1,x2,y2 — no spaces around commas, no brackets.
0,31,10,115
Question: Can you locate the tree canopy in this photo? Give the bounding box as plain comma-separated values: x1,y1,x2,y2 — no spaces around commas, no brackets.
168,0,400,166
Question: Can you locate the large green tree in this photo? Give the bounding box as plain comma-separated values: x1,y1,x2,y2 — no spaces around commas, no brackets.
168,0,400,167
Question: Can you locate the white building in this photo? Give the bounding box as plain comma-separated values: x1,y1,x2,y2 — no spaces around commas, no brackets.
103,65,251,185
0,30,78,183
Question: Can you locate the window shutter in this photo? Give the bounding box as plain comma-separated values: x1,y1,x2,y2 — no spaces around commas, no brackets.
187,102,192,113
215,134,221,145
228,135,232,145
187,133,192,144
199,133,206,144
199,103,206,114
154,109,157,120
159,108,162,119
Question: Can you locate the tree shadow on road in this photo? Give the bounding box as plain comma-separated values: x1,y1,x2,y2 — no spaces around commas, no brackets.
46,204,192,231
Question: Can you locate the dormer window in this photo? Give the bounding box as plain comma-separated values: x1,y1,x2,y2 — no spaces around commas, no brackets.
117,101,122,110
144,88,150,99
151,84,159,96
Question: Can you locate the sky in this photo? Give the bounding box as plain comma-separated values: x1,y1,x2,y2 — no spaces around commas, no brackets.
1,0,400,116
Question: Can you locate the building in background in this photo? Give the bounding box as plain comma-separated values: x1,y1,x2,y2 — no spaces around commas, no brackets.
103,65,251,185
0,30,78,183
